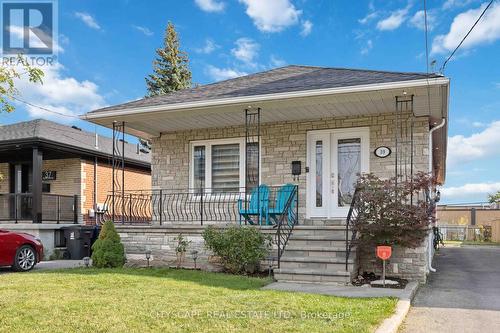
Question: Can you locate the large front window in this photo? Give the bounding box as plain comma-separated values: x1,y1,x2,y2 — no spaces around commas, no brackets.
190,138,258,193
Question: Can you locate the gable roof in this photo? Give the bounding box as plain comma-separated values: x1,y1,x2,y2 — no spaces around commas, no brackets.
87,65,443,115
0,119,150,166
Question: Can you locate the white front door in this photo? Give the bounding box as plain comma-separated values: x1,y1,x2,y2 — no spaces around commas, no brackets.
307,127,370,218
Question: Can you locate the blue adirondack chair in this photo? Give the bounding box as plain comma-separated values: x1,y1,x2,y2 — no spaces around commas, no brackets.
238,184,270,225
267,183,297,226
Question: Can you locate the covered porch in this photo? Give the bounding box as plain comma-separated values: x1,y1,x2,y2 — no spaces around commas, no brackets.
0,144,79,224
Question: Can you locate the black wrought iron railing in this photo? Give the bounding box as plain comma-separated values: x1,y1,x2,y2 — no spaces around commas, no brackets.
345,186,361,271
102,185,299,226
275,185,299,269
0,193,78,224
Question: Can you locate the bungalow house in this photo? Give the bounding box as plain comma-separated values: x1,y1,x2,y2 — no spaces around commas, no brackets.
0,119,151,257
83,65,449,282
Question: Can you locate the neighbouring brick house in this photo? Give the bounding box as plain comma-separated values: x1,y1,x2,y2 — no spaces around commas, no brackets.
84,65,449,283
0,119,151,257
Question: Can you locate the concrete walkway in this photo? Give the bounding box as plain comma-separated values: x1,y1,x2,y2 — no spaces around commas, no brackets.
0,260,84,274
263,280,418,299
401,246,500,333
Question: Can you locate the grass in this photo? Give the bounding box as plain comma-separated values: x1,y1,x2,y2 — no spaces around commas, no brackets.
0,268,396,333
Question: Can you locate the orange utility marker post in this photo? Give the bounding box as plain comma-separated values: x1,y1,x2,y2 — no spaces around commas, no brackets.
376,246,392,287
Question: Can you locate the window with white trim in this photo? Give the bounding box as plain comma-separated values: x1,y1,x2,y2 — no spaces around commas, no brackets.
190,138,259,193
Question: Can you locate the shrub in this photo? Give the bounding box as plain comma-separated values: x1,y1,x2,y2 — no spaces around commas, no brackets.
203,225,272,274
91,221,125,268
353,172,437,248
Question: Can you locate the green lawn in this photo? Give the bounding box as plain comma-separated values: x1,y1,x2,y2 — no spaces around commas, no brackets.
0,268,396,333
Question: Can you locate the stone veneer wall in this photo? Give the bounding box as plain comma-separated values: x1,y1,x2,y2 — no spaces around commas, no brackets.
116,225,276,271
142,112,433,281
356,238,431,282
151,112,429,218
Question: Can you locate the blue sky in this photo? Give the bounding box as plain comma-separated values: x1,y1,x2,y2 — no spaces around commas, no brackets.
1,0,499,203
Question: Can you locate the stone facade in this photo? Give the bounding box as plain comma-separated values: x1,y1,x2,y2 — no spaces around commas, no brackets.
152,112,429,215
116,225,276,271
147,112,432,282
357,238,431,282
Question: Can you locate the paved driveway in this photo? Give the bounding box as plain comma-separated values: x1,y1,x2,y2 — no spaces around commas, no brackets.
401,246,500,333
0,260,84,274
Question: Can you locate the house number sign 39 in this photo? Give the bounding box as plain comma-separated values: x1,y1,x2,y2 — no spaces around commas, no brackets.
374,146,391,158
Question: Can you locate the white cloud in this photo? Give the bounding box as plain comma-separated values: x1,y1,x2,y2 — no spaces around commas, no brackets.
359,12,378,25
376,7,410,31
231,37,260,65
361,39,373,55
195,0,225,13
13,62,105,122
432,2,500,54
270,55,286,67
472,121,486,127
441,182,500,199
195,38,219,54
447,121,500,166
132,25,153,36
75,12,101,30
409,10,436,30
442,0,477,10
238,0,302,32
300,20,313,36
205,65,247,81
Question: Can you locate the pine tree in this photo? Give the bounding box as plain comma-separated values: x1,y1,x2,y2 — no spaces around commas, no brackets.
145,22,192,96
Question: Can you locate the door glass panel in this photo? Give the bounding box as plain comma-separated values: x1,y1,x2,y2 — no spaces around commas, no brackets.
337,138,361,207
315,140,323,207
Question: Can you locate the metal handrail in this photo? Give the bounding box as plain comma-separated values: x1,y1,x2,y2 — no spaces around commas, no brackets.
275,185,299,269
345,186,361,271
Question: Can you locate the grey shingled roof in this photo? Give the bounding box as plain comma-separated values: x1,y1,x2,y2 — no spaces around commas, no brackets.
0,119,150,165
88,65,442,114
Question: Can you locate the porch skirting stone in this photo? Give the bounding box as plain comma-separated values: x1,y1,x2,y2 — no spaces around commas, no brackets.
356,238,430,283
115,225,277,271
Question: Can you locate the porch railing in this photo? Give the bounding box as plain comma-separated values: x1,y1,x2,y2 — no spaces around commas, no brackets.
101,185,299,226
345,187,361,271
0,193,78,224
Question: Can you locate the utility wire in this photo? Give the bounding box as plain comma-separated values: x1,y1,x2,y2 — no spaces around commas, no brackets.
440,0,495,73
10,95,81,119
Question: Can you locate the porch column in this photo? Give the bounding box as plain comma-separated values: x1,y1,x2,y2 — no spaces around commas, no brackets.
32,147,43,223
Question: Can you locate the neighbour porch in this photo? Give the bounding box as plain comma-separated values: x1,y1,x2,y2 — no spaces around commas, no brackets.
0,145,80,225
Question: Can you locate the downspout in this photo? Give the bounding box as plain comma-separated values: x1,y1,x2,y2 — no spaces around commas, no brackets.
428,118,446,272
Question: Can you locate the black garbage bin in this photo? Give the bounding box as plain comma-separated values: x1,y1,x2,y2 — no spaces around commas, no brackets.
62,225,99,259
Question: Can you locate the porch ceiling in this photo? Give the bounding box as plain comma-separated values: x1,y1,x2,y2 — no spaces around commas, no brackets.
86,81,448,139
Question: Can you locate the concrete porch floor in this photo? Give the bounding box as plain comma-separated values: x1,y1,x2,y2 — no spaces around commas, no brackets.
262,280,419,299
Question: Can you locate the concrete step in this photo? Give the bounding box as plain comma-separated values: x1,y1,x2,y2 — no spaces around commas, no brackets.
274,268,351,283
279,259,355,271
286,238,347,247
302,219,346,226
290,226,351,237
283,246,355,258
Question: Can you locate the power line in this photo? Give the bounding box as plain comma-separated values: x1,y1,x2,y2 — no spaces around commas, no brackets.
440,0,496,73
10,95,81,119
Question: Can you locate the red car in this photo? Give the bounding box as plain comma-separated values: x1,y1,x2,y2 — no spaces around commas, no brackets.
0,229,44,271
